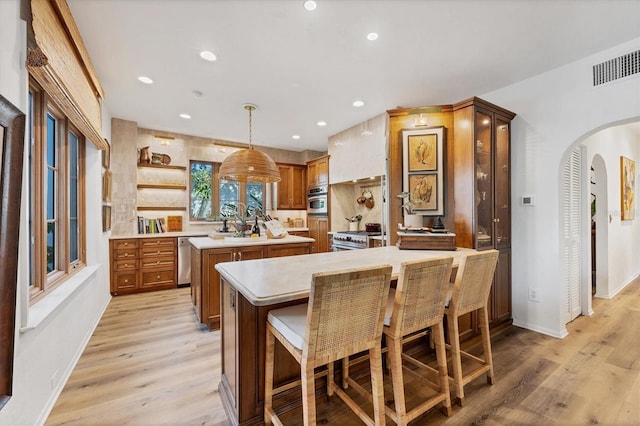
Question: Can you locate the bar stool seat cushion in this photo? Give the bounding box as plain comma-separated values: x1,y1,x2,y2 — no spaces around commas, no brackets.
268,304,308,350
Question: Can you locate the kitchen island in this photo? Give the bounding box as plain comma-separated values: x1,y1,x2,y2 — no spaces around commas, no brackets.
215,246,470,426
190,235,314,330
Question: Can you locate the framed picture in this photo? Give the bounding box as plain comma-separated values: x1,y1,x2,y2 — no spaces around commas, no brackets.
621,156,635,221
102,140,110,169
0,95,26,410
102,170,112,203
402,126,445,215
103,205,112,232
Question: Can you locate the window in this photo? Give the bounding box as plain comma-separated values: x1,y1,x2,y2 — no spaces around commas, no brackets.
190,161,214,220
189,160,265,221
29,79,86,302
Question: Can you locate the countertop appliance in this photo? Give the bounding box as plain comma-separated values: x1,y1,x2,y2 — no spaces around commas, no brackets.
307,185,328,215
332,230,382,251
178,236,207,286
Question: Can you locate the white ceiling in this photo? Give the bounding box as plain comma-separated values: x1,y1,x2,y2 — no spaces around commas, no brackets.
67,0,640,152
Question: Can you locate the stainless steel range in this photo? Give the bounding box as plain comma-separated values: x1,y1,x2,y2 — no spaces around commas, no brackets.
332,231,382,251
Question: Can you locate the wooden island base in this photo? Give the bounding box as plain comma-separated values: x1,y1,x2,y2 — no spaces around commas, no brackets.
215,247,480,425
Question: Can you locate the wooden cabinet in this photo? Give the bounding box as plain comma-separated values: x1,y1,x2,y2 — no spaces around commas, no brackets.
109,237,178,295
276,163,307,210
453,97,515,330
306,155,329,188
193,241,312,330
287,230,309,237
308,216,329,253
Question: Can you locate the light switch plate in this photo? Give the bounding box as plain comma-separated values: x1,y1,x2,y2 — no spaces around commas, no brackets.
521,195,535,206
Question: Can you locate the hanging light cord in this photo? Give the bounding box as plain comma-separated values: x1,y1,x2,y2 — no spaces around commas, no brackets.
247,105,254,149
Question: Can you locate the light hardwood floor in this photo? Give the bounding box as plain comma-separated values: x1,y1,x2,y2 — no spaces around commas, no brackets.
47,278,640,425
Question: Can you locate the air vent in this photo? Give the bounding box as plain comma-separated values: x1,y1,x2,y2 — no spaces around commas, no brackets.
593,50,639,86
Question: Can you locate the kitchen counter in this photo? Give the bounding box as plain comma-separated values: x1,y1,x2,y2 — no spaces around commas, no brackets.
215,245,471,425
109,227,309,240
216,245,467,306
189,234,313,250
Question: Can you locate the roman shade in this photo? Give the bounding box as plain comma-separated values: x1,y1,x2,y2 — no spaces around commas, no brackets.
25,0,107,150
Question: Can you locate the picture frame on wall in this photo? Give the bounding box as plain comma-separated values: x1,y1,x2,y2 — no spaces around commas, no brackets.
0,95,26,410
103,205,112,232
402,126,445,216
102,170,112,203
621,156,635,221
102,140,110,169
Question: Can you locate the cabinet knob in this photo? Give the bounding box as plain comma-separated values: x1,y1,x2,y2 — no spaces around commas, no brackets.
124,263,128,267
156,261,160,265
124,242,128,246
157,274,160,279
124,279,129,283
157,250,160,254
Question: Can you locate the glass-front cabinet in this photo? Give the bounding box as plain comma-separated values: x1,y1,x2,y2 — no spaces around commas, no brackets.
453,97,516,335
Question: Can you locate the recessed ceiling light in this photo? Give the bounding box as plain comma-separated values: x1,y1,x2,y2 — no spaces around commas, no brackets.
137,76,154,84
200,50,217,62
303,0,317,11
367,32,379,41
317,121,327,127
179,113,191,119
292,135,301,140
352,100,365,107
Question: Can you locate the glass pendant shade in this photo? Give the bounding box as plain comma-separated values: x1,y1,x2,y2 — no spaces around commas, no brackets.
219,104,281,183
218,147,281,183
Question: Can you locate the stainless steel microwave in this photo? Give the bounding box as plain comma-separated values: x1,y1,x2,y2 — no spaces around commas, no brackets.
307,185,328,215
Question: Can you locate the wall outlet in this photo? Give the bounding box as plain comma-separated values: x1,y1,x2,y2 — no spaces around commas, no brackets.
528,287,540,303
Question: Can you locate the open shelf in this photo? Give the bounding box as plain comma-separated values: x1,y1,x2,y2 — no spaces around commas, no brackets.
137,163,186,171
137,184,187,190
138,206,187,211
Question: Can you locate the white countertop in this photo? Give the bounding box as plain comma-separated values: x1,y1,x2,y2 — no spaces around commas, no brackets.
190,234,315,250
109,227,309,240
215,246,472,306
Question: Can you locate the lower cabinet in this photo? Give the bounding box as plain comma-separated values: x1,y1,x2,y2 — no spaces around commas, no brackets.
193,241,312,330
109,237,178,295
447,248,512,342
308,216,329,253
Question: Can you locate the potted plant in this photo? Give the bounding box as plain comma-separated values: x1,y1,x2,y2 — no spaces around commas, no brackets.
397,191,423,228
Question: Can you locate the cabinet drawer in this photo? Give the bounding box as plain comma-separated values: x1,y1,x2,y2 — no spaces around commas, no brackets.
140,247,177,258
112,248,137,260
140,255,176,269
141,269,176,287
113,239,138,250
140,238,176,248
114,271,137,290
114,259,137,271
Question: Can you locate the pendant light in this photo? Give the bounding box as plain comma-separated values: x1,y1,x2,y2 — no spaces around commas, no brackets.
219,104,281,183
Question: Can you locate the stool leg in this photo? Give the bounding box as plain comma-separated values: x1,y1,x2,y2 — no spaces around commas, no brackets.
327,361,335,398
447,314,465,406
301,361,317,426
264,325,276,424
370,345,387,426
387,335,407,424
433,322,451,416
342,357,349,389
478,306,494,385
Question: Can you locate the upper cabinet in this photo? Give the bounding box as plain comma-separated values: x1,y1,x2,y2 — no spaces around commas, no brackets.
276,163,307,210
452,97,515,250
328,113,387,184
306,155,330,188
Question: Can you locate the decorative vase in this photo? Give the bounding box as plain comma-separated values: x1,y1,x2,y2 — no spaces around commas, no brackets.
404,214,423,228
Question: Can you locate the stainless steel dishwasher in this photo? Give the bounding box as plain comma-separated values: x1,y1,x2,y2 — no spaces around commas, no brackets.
178,236,206,286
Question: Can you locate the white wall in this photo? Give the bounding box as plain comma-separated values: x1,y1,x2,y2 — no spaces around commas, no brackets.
0,1,112,424
482,38,640,338
585,123,640,297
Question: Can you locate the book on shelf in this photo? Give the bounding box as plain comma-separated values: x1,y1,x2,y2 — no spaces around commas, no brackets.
137,216,168,234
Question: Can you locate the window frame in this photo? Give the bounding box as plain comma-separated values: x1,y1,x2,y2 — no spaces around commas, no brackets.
189,160,265,221
29,78,86,303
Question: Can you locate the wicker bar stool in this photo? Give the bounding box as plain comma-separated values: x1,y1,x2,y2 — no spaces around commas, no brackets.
444,249,499,406
264,264,392,426
342,257,454,425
